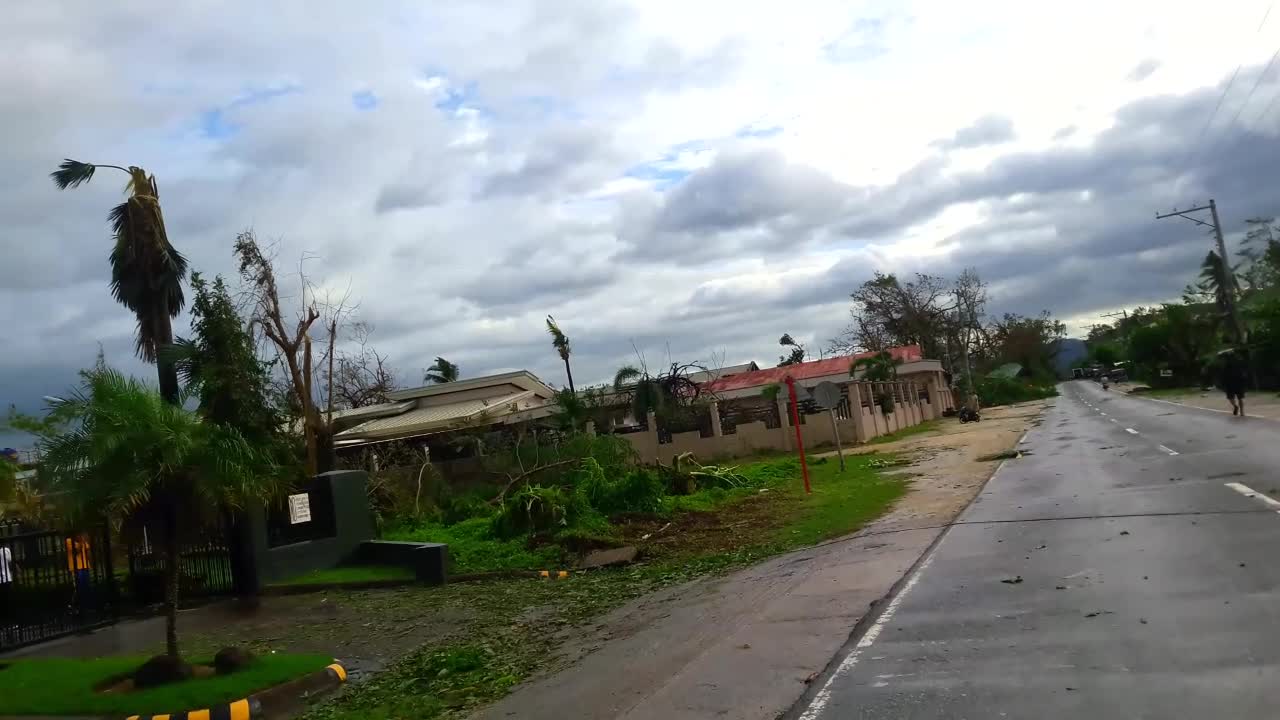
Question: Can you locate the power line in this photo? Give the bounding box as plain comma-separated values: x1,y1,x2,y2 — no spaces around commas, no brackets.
1212,43,1280,144
1175,4,1275,189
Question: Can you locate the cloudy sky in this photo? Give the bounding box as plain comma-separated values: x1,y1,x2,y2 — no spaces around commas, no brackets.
5,0,1280,441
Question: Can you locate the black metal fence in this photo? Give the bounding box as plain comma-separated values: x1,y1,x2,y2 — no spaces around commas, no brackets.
0,527,117,651
657,407,715,443
720,402,781,434
125,523,236,606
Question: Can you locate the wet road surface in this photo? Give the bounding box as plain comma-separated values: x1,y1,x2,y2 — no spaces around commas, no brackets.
794,381,1280,719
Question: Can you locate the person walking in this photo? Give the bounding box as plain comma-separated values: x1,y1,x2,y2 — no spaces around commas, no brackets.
65,533,93,617
1220,349,1249,417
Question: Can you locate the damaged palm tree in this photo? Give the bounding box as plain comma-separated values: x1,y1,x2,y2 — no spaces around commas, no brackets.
51,160,188,405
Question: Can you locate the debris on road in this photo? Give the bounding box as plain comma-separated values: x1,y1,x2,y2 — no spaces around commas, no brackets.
1120,531,1130,536
1001,576,1024,584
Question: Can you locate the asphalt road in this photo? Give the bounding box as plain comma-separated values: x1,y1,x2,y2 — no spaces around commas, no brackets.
793,381,1280,719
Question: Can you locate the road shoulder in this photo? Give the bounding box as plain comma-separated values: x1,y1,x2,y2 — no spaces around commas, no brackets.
475,401,1049,720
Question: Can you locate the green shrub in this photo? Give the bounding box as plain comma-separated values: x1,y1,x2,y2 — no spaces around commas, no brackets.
441,493,494,525
577,464,666,515
384,516,561,573
491,484,589,538
975,375,1058,407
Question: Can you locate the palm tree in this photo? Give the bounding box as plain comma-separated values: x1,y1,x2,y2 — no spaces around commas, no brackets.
851,351,900,414
614,364,662,421
51,160,187,404
39,367,277,661
424,357,460,384
849,351,899,381
546,315,575,392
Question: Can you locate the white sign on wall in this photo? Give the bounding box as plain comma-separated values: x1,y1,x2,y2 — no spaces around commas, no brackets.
288,493,312,524
1160,369,1173,377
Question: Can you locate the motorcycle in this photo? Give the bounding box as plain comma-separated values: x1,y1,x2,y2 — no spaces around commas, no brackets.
958,406,981,423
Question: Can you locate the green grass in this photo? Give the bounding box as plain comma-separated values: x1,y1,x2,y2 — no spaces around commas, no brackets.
772,456,908,548
868,419,941,445
385,517,561,574
0,653,332,716
273,565,414,587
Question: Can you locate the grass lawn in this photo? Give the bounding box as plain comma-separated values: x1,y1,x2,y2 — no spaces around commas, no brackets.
273,565,415,586
385,517,561,574
775,455,907,547
0,653,332,717
867,419,941,445
303,453,908,720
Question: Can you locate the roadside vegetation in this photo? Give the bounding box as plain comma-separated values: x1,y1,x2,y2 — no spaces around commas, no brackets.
377,438,905,577
1083,216,1280,391
302,451,907,720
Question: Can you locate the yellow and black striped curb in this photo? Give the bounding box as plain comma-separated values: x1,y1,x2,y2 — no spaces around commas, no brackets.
122,663,347,720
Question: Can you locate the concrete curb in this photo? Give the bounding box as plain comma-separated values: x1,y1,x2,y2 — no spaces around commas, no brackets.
122,663,346,720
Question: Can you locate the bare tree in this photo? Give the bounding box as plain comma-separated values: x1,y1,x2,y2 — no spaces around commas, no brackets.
234,230,355,475
330,322,399,409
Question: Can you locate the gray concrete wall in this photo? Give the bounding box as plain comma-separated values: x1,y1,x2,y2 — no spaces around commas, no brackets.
246,470,375,585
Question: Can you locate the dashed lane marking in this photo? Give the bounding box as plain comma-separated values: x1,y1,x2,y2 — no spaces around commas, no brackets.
1158,444,1179,456
1225,482,1280,511
1125,428,1139,435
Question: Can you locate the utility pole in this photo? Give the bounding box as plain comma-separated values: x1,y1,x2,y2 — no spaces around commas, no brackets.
1155,200,1246,345
1156,198,1254,386
1100,309,1129,342
954,290,975,407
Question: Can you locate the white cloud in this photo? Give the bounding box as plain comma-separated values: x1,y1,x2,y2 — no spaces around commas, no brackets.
4,0,1280,426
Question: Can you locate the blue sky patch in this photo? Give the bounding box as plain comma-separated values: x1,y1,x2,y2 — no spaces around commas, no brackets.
352,90,379,110
195,83,302,140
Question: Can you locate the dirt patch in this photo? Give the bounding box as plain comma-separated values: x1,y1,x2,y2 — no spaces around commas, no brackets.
16,589,476,685
816,400,1050,535
611,491,795,560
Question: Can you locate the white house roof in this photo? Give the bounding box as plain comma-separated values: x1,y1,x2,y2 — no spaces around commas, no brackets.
386,370,554,402
334,389,547,446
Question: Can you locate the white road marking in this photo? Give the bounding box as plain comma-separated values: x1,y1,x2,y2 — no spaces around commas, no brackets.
1100,412,1107,416
1132,394,1237,417
797,551,934,718
1125,428,1139,435
1225,482,1280,511
1157,444,1179,456
1110,419,1118,423
795,445,990,720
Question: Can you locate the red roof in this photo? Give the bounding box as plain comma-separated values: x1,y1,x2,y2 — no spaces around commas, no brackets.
702,345,923,394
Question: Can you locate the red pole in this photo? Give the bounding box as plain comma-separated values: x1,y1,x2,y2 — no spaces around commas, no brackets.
784,376,812,495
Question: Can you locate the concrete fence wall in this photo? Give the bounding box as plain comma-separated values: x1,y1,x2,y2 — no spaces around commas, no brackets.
616,376,956,463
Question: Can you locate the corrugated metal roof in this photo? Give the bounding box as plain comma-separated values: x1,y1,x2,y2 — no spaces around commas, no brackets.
335,390,542,440
703,345,923,394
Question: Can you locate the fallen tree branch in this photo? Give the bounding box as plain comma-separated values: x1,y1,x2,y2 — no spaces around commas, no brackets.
489,459,581,505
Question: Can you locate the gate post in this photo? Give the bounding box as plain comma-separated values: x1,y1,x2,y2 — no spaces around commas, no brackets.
226,509,262,600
